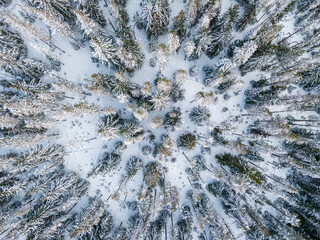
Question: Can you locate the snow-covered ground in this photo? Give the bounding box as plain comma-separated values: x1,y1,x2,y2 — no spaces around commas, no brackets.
1,0,320,239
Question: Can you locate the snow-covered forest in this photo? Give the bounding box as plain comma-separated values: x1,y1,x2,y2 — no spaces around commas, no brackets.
0,0,320,239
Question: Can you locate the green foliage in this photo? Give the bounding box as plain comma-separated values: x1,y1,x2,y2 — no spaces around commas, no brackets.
207,5,239,57
284,141,320,171
78,0,107,26
113,1,144,71
0,22,27,58
120,121,145,144
90,36,120,68
28,0,75,22
155,134,174,159
97,113,122,140
125,156,142,178
144,161,163,187
163,107,183,131
216,153,264,184
299,67,320,92
141,0,170,38
101,152,122,172
178,133,198,151
189,106,211,125
172,10,186,40
236,2,257,31
71,199,113,239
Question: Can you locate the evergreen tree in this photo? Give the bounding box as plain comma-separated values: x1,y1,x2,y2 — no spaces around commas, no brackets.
151,91,170,111
90,36,120,68
120,120,145,144
27,0,74,22
97,113,122,140
125,156,143,178
155,43,170,70
75,10,101,37
0,21,27,58
186,0,199,27
189,105,211,126
141,0,170,38
71,199,113,239
173,69,187,86
0,47,46,80
163,107,183,131
194,28,213,58
21,2,75,38
216,153,264,184
76,0,106,27
174,204,193,240
110,0,144,71
172,10,187,40
144,161,163,187
207,4,239,57
178,133,198,151
155,134,174,160
184,40,196,59
236,1,258,31
167,31,180,54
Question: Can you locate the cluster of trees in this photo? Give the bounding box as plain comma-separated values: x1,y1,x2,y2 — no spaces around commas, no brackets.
0,20,46,80
1,0,320,239
0,142,92,239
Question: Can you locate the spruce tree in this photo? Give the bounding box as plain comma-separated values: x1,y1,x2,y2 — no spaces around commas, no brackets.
189,106,211,126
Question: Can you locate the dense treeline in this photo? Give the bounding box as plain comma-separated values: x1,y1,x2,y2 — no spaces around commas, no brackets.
1,0,320,239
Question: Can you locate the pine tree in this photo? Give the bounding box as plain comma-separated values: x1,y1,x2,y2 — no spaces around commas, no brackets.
184,40,196,59
155,43,170,70
172,10,187,40
0,21,27,58
151,116,163,128
141,0,170,38
75,10,101,37
126,156,143,178
163,107,183,131
156,77,172,93
155,134,174,160
120,121,145,145
186,0,199,27
90,36,120,68
144,161,163,187
132,106,149,121
71,199,113,239
173,69,187,86
97,113,122,140
77,0,106,27
101,152,122,172
194,28,213,58
236,1,258,31
207,5,239,57
21,2,75,38
85,73,116,95
216,153,264,184
151,91,170,111
178,133,198,151
189,106,211,125
233,40,258,66
0,47,46,80
174,204,193,240
109,0,144,71
167,31,180,54
26,0,75,22
195,91,214,104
